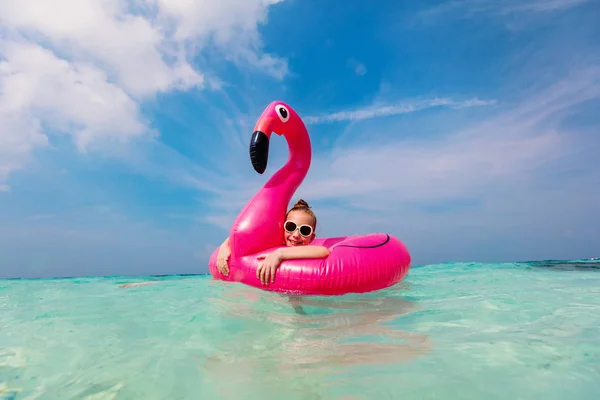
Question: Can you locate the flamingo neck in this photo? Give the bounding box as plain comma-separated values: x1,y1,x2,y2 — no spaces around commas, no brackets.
229,124,311,258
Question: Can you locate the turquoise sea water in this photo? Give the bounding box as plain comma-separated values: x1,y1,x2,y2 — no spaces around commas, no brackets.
1,260,599,399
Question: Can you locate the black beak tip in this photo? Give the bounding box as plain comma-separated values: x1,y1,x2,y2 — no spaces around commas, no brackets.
250,131,269,174
253,162,266,175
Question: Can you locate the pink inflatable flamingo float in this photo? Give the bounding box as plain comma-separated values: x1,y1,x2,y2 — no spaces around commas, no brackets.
208,101,411,295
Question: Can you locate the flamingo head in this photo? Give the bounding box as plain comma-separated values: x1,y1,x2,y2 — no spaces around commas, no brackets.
249,101,303,174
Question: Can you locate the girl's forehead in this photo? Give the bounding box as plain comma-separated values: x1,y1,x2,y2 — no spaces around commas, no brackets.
287,210,314,224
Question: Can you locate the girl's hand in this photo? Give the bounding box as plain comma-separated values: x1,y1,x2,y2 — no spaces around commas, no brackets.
217,244,231,276
256,250,283,285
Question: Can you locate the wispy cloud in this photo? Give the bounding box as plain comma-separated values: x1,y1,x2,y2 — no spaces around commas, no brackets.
304,98,495,124
301,66,600,204
347,58,367,77
421,0,593,18
0,0,287,191
503,0,592,13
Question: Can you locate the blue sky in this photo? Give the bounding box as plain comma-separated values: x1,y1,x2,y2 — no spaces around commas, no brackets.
1,0,599,278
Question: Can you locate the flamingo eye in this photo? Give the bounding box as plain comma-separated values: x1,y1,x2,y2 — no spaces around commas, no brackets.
275,104,289,123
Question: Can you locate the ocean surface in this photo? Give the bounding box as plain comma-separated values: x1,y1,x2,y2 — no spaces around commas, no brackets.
1,259,599,400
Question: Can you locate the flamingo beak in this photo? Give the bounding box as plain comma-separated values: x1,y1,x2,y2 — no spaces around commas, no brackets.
250,130,269,174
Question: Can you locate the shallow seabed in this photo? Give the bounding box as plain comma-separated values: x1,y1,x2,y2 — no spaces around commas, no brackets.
1,260,599,399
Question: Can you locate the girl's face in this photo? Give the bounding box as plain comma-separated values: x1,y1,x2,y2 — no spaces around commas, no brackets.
283,210,315,246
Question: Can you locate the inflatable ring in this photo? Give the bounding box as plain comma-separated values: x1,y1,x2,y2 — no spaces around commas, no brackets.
208,101,411,295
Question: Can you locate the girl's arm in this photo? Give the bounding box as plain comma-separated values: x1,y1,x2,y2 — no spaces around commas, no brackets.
276,245,330,261
256,246,330,284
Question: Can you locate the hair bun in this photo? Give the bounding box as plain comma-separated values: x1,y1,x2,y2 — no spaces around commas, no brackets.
295,199,310,208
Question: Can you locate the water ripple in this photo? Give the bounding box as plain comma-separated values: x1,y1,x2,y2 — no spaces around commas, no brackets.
0,261,599,399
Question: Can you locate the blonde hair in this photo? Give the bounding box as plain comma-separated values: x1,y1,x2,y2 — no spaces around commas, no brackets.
286,199,317,229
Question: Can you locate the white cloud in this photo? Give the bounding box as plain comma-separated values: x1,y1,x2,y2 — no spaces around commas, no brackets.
421,0,592,18
305,98,495,124
0,102,47,186
153,0,288,78
1,41,148,149
0,0,205,97
0,0,287,190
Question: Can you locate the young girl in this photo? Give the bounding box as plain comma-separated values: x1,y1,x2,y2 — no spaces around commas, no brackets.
216,199,331,285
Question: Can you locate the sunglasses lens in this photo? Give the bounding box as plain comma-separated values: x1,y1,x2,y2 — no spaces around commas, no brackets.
299,225,312,236
284,221,297,232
